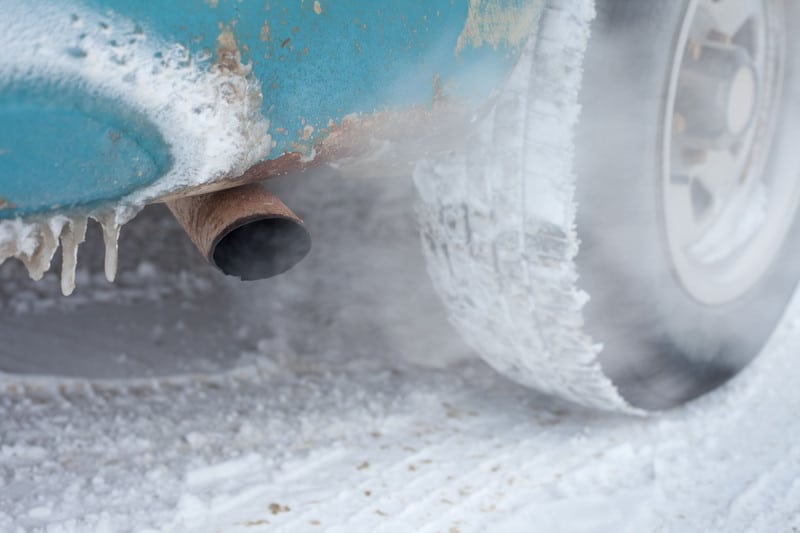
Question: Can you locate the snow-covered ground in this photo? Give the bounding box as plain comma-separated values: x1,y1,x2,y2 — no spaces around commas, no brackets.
2,168,800,532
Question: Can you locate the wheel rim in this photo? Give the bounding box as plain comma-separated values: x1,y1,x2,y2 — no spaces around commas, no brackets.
662,0,798,305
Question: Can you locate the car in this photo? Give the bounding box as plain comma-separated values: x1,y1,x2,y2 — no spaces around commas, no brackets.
1,0,798,412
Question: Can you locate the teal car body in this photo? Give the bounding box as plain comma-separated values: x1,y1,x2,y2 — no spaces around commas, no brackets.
0,0,545,219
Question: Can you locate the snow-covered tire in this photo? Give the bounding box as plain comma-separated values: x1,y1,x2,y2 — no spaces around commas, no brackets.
414,0,800,412
414,1,636,413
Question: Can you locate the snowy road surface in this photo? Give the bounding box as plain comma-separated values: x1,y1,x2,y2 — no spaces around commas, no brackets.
2,169,800,532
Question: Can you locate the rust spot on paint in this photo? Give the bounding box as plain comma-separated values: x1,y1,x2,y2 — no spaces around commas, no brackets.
160,152,308,200
313,1,322,15
259,20,271,42
159,100,469,202
215,27,243,73
456,0,544,54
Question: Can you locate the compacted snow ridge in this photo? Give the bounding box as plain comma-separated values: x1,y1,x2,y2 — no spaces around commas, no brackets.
414,1,634,412
0,0,271,294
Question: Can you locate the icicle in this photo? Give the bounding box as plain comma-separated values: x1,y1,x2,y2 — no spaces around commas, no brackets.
0,217,66,282
93,211,121,282
59,217,87,296
0,222,22,273
22,220,60,281
30,216,69,280
0,207,134,294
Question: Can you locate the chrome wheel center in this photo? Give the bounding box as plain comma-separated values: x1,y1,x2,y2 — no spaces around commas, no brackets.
662,0,797,305
727,65,757,135
675,41,758,145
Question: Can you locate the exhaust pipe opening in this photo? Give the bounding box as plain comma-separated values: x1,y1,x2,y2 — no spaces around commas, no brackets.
213,215,310,280
167,183,311,281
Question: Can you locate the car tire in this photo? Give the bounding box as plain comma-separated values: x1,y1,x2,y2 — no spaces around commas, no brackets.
414,0,800,411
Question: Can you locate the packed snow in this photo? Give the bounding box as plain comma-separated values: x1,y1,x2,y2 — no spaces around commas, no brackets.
2,168,800,532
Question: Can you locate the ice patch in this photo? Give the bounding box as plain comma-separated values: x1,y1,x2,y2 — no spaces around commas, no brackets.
0,0,271,293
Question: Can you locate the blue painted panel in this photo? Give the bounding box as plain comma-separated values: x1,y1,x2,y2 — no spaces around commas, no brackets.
93,0,522,155
0,0,540,219
0,80,172,218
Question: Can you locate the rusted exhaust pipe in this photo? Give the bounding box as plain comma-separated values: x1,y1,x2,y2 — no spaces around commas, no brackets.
166,184,311,280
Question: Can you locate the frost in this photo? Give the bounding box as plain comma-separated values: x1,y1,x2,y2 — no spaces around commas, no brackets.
58,217,87,297
94,211,121,283
0,0,271,293
414,1,636,412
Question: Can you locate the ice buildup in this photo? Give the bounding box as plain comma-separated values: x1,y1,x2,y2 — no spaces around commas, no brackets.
0,0,272,293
